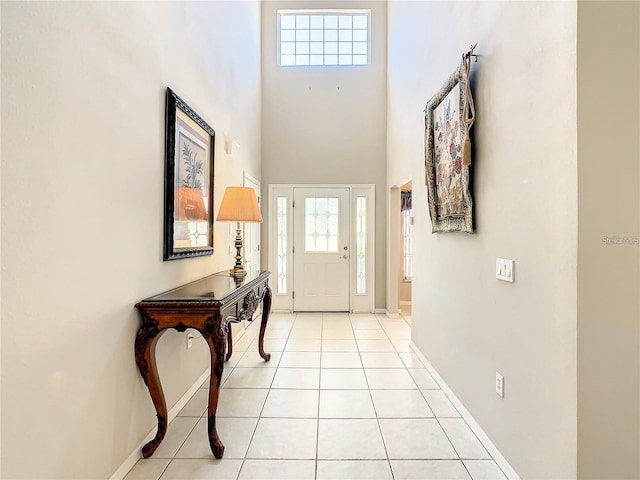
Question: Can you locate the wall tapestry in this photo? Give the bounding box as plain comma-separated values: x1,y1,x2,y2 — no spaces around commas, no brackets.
425,50,476,233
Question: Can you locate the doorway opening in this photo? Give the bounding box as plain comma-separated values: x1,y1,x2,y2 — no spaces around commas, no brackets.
399,182,412,313
388,181,412,317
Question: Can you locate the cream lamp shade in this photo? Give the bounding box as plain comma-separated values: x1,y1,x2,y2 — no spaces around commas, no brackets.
216,187,263,223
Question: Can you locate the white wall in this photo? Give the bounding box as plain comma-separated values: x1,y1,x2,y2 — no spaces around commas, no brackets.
0,2,261,478
577,2,640,478
387,1,578,478
261,0,387,309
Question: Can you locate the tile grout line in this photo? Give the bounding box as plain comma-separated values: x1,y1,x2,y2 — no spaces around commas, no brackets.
227,321,255,480
383,311,424,479
235,312,292,479
397,309,475,477
354,313,397,480
231,322,253,480
315,312,325,480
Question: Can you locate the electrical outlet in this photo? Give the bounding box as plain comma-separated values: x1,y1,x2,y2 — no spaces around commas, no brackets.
495,372,504,398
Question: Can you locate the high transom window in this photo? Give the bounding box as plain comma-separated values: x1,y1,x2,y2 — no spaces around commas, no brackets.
278,9,370,66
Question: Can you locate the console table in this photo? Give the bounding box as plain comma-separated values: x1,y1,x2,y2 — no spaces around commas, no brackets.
134,270,271,459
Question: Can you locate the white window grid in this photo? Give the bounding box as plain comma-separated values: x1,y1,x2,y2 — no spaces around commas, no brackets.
278,9,370,66
304,197,340,252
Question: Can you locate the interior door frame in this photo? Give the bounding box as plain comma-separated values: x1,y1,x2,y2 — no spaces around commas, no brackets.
268,183,375,313
243,171,261,276
227,171,261,334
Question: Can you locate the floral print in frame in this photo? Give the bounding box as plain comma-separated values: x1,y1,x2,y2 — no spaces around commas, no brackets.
163,87,216,260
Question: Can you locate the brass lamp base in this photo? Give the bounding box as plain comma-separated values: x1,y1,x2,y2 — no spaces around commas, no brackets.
230,266,247,278
230,224,247,280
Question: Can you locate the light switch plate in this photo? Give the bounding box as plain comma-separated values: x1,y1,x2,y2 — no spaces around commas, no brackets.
496,258,514,282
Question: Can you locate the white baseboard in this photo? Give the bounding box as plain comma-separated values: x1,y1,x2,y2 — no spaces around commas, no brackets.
410,341,521,480
384,309,401,318
399,300,412,306
109,368,210,480
373,308,387,314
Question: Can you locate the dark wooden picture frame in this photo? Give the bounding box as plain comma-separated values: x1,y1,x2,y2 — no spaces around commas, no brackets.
163,88,215,260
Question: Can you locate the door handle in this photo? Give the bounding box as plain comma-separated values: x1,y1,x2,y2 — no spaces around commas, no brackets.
340,254,349,260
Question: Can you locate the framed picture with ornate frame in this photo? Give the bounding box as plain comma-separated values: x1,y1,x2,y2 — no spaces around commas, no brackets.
163,88,215,260
425,56,475,233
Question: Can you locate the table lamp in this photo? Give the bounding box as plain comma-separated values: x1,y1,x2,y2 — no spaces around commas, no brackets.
216,186,263,278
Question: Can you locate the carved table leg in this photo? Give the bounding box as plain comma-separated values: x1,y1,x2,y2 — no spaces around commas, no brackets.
225,327,233,362
134,323,167,458
203,318,227,458
258,284,272,362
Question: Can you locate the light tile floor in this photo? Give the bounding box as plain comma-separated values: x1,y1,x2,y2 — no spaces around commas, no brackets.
125,312,508,480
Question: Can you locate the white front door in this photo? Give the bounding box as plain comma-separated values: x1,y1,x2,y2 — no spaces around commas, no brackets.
293,187,350,311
